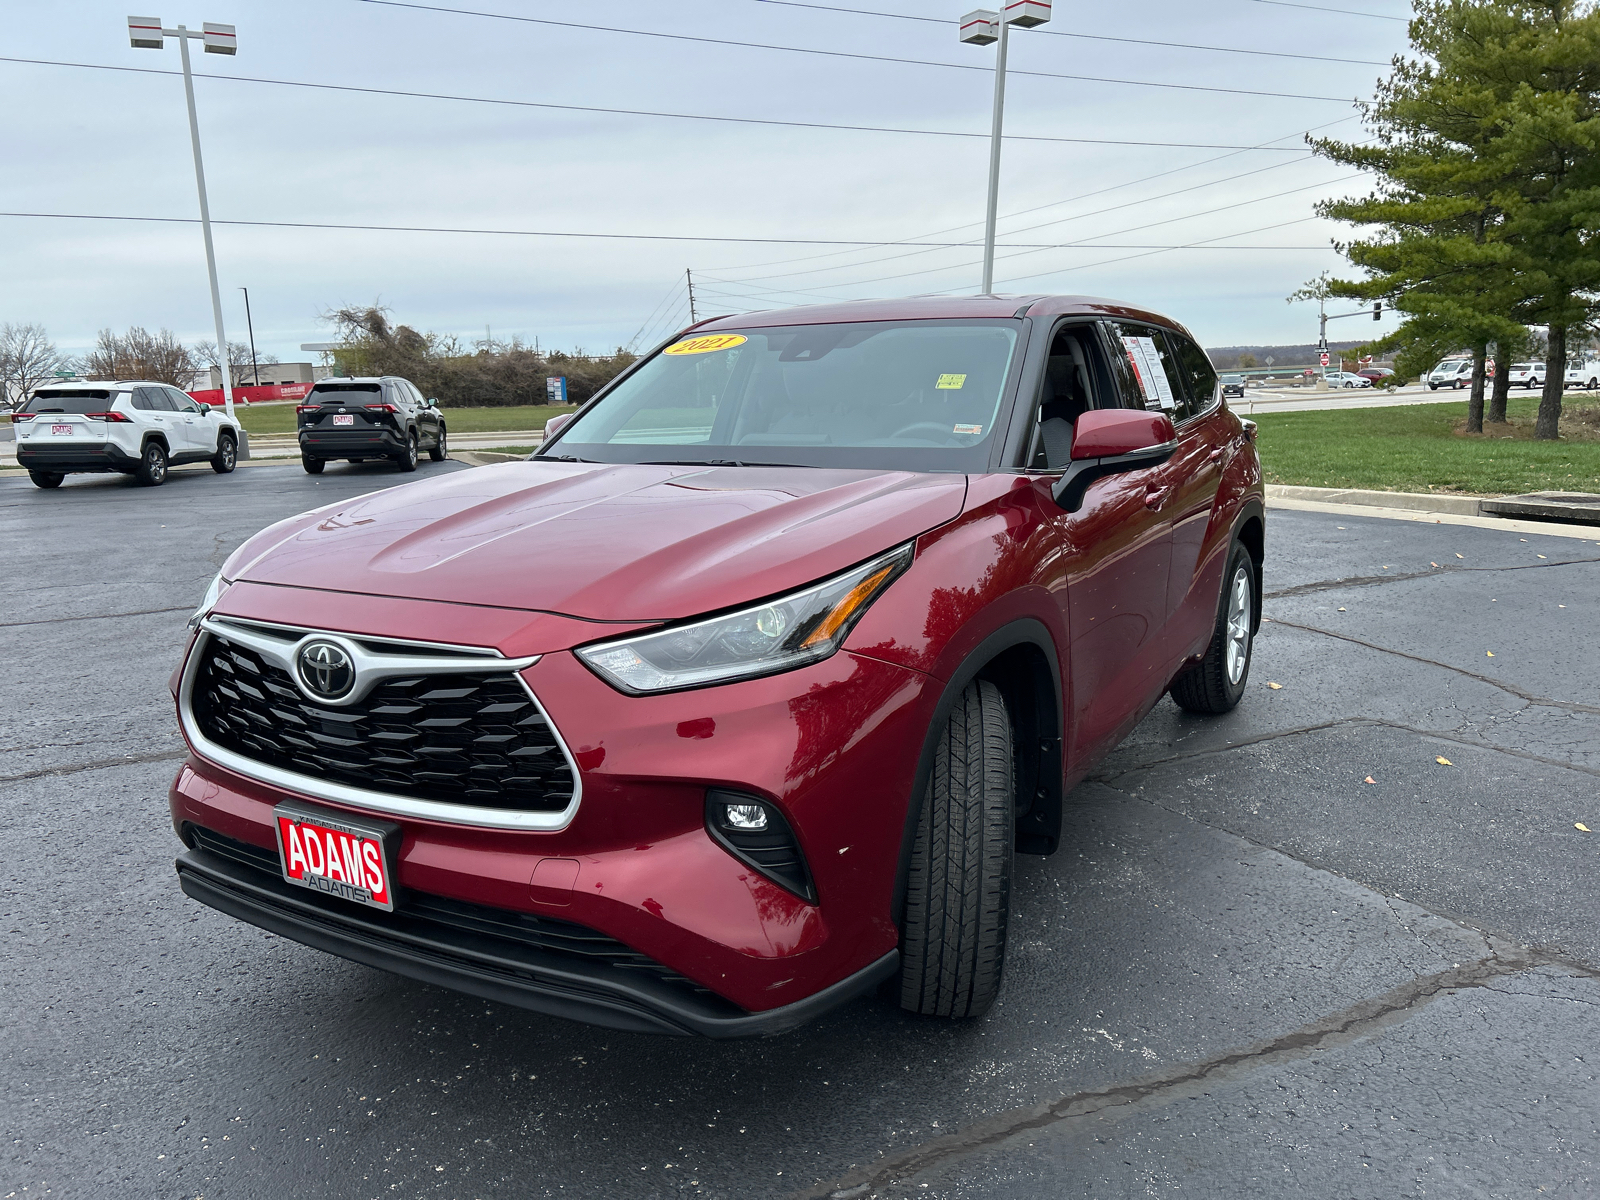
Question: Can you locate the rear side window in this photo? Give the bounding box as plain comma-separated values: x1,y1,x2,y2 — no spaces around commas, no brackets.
1168,332,1219,420
1108,322,1187,417
23,390,112,414
139,387,178,412
311,383,381,404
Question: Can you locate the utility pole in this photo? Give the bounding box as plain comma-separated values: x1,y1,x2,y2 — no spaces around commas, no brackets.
686,269,699,324
129,16,239,417
239,286,259,388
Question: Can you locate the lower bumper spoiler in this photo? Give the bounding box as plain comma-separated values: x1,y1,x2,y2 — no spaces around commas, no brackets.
176,846,898,1038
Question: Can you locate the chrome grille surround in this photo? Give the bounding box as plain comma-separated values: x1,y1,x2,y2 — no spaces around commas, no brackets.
179,616,582,831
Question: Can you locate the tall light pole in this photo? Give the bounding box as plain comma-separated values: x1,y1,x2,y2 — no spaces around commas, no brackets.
128,16,239,416
960,2,1051,295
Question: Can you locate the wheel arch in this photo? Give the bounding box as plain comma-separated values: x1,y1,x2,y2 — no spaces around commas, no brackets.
891,618,1064,930
140,431,170,455
1231,498,1265,634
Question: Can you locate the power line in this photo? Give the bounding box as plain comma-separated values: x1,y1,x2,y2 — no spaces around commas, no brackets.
741,0,1393,65
703,113,1360,276
0,57,1324,153
0,210,1224,249
756,172,1365,293
1243,0,1408,21
353,0,1360,104
718,152,1323,287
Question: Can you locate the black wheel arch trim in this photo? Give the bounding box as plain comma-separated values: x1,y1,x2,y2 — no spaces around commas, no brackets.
891,616,1064,929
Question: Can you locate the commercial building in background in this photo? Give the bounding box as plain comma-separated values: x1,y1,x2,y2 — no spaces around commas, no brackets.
188,361,318,407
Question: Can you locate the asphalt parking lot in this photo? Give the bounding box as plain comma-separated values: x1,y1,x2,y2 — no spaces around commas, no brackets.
4,462,1598,1199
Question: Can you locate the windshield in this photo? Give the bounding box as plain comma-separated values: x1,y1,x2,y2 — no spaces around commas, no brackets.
1221,374,1243,384
544,319,1023,472
23,390,116,414
1434,361,1466,373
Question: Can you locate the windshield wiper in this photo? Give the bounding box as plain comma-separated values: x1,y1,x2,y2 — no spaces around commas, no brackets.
536,454,591,463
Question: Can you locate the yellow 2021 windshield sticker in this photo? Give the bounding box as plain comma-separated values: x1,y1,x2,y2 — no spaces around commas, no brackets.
665,334,748,356
935,373,967,389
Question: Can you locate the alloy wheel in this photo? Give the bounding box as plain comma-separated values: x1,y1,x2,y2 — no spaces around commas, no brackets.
1225,565,1252,685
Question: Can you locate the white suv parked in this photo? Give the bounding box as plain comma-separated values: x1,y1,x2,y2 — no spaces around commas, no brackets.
1508,362,1545,389
13,381,245,489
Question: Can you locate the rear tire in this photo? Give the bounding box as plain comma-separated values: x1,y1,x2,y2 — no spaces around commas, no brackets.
395,431,418,472
211,433,236,474
301,455,324,475
135,441,168,486
28,470,64,489
899,678,1014,1020
429,426,448,461
1169,541,1257,714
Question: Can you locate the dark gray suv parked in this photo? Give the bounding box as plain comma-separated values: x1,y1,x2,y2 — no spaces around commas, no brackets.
297,376,446,474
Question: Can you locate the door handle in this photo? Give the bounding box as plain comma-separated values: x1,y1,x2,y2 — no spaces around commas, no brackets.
1144,486,1170,510
1207,447,1225,463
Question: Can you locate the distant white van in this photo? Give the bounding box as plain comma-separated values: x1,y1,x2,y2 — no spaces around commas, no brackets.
1563,360,1600,389
1426,359,1473,390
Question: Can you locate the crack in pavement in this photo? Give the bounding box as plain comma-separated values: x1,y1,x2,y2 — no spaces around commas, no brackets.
797,949,1574,1200
1264,555,1600,600
0,747,187,786
0,605,194,629
1092,715,1600,782
1263,616,1600,715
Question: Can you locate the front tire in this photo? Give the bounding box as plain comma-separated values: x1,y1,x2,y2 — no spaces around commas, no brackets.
395,431,418,472
429,426,448,462
1169,541,1257,715
135,441,168,486
28,470,64,489
211,433,236,474
899,679,1014,1020
301,455,325,475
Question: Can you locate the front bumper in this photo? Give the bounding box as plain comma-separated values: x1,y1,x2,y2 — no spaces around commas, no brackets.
171,628,938,1032
16,441,138,473
176,826,897,1036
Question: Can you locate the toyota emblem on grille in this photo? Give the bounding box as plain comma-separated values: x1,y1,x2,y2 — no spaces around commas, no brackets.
297,640,355,700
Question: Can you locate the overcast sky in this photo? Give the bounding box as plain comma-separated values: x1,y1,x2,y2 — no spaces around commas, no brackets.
2,0,1414,365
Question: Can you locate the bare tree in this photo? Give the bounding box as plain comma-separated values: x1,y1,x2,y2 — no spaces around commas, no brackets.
192,338,279,384
81,327,196,388
0,322,68,409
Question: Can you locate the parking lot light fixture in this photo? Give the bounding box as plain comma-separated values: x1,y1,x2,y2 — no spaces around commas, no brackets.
960,2,1050,295
127,16,239,417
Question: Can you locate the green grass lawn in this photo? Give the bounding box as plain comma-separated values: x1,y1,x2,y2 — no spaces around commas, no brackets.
1256,395,1600,495
236,403,577,436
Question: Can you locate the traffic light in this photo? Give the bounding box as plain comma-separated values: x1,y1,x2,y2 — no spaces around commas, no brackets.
1373,301,1383,321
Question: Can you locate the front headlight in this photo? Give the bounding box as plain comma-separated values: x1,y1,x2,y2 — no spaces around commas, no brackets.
576,543,914,694
188,570,231,630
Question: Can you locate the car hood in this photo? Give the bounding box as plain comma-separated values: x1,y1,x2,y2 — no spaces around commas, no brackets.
225,461,968,621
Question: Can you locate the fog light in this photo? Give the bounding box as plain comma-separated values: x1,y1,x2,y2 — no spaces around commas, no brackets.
723,803,768,831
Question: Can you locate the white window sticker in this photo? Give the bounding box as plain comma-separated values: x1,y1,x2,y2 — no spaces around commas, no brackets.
1135,337,1177,410
1121,336,1157,406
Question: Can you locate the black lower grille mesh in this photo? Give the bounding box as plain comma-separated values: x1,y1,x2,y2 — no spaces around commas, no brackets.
191,632,574,813
186,826,712,995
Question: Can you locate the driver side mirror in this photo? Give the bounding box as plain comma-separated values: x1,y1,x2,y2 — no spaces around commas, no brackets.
1051,409,1177,512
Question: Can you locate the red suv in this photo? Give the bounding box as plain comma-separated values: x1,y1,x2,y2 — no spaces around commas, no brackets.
170,296,1264,1036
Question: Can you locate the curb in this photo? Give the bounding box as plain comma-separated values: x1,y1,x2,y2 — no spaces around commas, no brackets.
1265,485,1483,517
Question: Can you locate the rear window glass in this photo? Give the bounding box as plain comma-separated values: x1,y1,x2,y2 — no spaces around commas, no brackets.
23,390,114,414
311,384,381,403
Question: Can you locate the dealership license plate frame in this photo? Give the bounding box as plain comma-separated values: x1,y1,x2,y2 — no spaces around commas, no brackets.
332,413,355,426
51,424,75,435
272,798,401,912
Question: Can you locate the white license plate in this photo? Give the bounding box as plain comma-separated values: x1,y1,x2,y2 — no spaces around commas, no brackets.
52,424,75,435
332,413,355,426
274,800,398,910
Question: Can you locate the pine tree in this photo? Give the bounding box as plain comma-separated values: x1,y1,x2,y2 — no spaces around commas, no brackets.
1313,0,1600,439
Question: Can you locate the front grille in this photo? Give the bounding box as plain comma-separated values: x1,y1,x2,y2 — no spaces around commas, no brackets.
191,631,574,813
